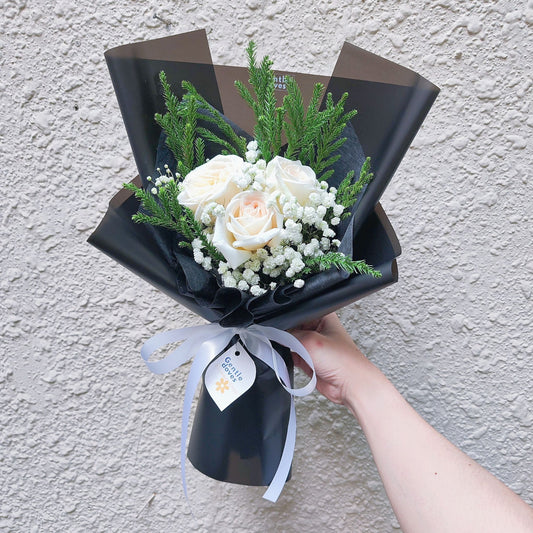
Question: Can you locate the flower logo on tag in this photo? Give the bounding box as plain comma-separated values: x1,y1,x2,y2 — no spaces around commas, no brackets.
215,378,229,394
205,342,257,411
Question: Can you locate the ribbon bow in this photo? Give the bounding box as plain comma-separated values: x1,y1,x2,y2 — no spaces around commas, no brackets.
140,322,316,503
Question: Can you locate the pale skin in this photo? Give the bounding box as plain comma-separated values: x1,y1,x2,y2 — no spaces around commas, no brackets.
290,313,533,533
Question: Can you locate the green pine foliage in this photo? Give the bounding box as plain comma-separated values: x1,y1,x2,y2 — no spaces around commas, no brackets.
237,42,358,182
126,42,380,283
154,44,372,211
182,81,248,157
307,92,358,180
155,73,247,177
235,42,284,162
283,79,325,164
302,252,382,278
336,157,374,219
123,181,224,262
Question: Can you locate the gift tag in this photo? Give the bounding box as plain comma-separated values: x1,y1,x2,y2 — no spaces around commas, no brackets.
204,342,256,411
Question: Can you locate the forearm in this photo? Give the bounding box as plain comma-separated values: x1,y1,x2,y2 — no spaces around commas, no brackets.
345,361,533,533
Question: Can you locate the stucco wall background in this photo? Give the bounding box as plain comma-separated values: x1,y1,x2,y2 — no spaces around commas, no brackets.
1,0,532,531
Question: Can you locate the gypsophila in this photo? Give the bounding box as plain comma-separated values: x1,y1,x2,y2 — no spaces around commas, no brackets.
134,149,378,295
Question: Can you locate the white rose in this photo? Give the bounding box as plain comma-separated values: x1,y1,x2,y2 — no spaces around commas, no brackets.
213,191,283,269
178,154,244,220
265,156,319,205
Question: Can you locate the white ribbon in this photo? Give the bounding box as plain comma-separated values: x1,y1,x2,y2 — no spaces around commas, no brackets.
140,322,316,503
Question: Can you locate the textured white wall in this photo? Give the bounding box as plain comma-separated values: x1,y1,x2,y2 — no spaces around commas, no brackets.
1,0,532,531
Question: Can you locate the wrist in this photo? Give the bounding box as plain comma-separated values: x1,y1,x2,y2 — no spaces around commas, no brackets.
343,357,392,422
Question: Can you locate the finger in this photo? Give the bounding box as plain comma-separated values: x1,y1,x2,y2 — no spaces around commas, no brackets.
318,313,353,340
289,317,322,333
317,312,341,332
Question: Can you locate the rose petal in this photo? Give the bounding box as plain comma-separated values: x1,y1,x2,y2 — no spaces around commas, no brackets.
233,227,281,250
213,216,251,269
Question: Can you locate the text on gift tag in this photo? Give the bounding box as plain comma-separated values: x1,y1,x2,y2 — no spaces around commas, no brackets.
204,342,256,411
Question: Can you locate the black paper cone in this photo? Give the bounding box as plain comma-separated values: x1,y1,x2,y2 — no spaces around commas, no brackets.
187,344,293,486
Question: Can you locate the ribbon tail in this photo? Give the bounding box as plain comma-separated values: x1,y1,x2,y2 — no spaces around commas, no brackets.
252,325,317,396
240,333,298,503
180,352,205,500
141,325,218,374
262,397,296,502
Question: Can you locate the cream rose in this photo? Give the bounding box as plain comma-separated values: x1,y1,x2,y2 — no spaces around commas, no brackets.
265,156,319,205
178,154,243,219
213,191,283,269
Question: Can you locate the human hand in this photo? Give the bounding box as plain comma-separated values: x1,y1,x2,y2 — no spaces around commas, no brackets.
293,315,533,533
290,313,372,406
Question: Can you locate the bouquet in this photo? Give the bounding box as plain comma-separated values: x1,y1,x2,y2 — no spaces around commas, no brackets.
89,30,439,502
125,44,382,297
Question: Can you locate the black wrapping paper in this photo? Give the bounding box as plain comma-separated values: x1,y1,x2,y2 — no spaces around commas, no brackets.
188,343,294,486
89,30,438,490
90,29,439,329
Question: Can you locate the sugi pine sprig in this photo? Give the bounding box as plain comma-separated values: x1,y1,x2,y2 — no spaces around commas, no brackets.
283,78,324,161
123,173,224,262
302,252,382,278
155,72,247,177
305,92,358,182
181,81,248,158
235,42,284,162
336,157,374,219
236,42,359,182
